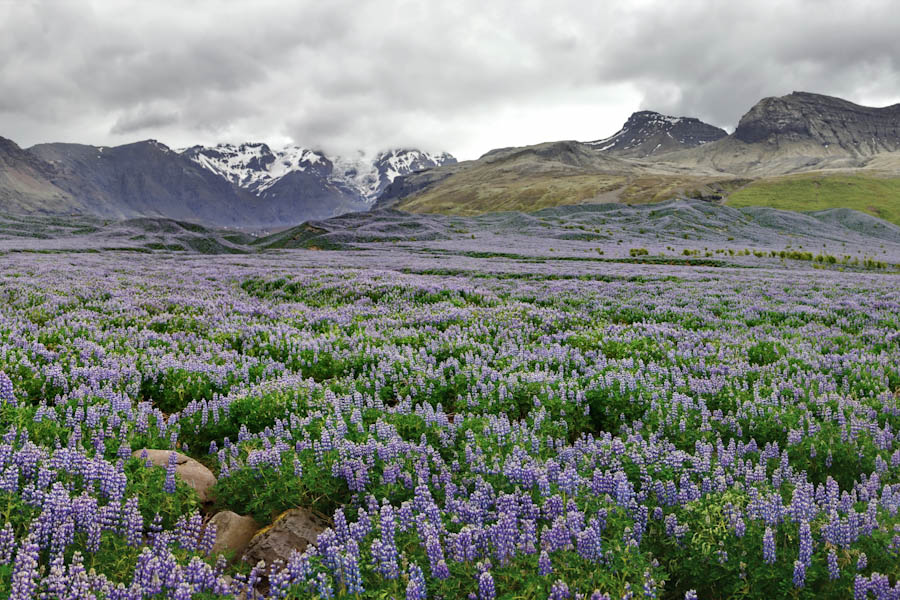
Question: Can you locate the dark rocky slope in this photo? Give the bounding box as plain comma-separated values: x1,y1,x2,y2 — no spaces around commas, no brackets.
588,111,727,157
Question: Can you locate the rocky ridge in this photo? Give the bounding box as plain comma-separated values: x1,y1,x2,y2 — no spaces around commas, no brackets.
733,91,900,154
588,110,727,157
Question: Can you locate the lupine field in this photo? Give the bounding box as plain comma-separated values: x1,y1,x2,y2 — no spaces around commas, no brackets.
0,242,899,599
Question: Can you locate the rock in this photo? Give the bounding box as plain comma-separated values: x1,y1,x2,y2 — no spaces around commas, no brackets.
133,449,217,502
242,508,329,569
209,511,260,559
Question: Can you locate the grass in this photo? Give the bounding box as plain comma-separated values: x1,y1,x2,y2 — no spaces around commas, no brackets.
396,172,628,215
726,173,900,225
396,170,749,216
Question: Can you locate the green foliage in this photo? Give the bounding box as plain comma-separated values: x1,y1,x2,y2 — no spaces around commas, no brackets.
124,458,201,528
747,341,783,366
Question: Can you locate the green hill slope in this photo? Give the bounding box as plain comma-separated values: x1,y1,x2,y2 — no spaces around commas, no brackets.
726,174,900,225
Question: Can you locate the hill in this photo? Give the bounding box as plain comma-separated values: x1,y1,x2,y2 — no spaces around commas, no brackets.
726,173,900,224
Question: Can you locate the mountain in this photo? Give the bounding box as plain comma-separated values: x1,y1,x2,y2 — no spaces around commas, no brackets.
28,140,277,226
0,136,79,214
660,92,900,175
378,92,900,219
181,143,456,220
733,91,900,152
0,138,455,227
587,110,727,157
3,90,899,226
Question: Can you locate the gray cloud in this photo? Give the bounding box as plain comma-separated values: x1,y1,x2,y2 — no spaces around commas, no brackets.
1,0,899,158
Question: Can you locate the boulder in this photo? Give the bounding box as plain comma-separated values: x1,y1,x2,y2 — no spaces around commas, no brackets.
133,449,217,502
209,511,260,559
242,508,329,569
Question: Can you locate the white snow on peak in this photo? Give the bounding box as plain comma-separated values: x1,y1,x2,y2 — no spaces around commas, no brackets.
183,144,454,203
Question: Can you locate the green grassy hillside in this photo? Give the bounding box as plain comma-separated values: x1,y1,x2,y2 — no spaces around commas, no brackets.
726,174,900,225
396,172,747,215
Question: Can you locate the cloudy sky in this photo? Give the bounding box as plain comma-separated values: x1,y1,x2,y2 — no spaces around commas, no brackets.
2,0,899,159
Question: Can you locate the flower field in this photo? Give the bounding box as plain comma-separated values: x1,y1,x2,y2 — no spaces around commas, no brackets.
0,250,899,599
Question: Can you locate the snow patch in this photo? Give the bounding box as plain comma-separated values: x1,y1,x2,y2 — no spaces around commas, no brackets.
184,144,454,203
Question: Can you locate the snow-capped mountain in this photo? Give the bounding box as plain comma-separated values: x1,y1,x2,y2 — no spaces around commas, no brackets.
181,143,456,203
587,111,726,158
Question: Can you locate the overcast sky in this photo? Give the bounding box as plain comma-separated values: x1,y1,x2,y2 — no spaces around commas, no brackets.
2,0,899,159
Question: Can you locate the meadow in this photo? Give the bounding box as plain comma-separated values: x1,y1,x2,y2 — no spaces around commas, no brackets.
726,174,900,226
0,249,899,599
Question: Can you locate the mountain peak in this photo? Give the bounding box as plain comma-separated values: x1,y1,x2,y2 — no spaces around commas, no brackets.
182,144,456,204
587,110,726,158
733,91,900,153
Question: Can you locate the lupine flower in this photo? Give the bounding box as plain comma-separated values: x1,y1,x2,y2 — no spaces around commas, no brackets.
343,550,364,595
9,535,40,600
406,562,427,600
798,521,812,567
478,571,495,600
538,550,553,576
762,527,776,564
549,579,571,600
164,451,177,494
828,548,840,580
792,560,806,588
0,372,15,407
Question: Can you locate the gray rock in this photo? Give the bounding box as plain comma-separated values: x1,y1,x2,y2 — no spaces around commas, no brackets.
133,449,217,502
242,508,329,569
209,511,261,559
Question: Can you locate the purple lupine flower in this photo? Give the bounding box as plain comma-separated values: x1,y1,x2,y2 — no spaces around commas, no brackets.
333,509,350,544
0,522,15,564
684,591,698,600
798,520,812,567
198,521,216,555
734,517,746,538
172,582,194,600
854,574,867,600
316,572,334,599
478,571,495,600
0,372,15,407
375,502,399,579
762,527,776,564
793,559,806,588
492,511,518,565
406,562,427,600
343,550,364,595
9,535,40,600
828,549,840,580
550,580,571,600
538,550,553,576
642,569,658,599
857,553,867,571
164,451,177,494
120,496,144,547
